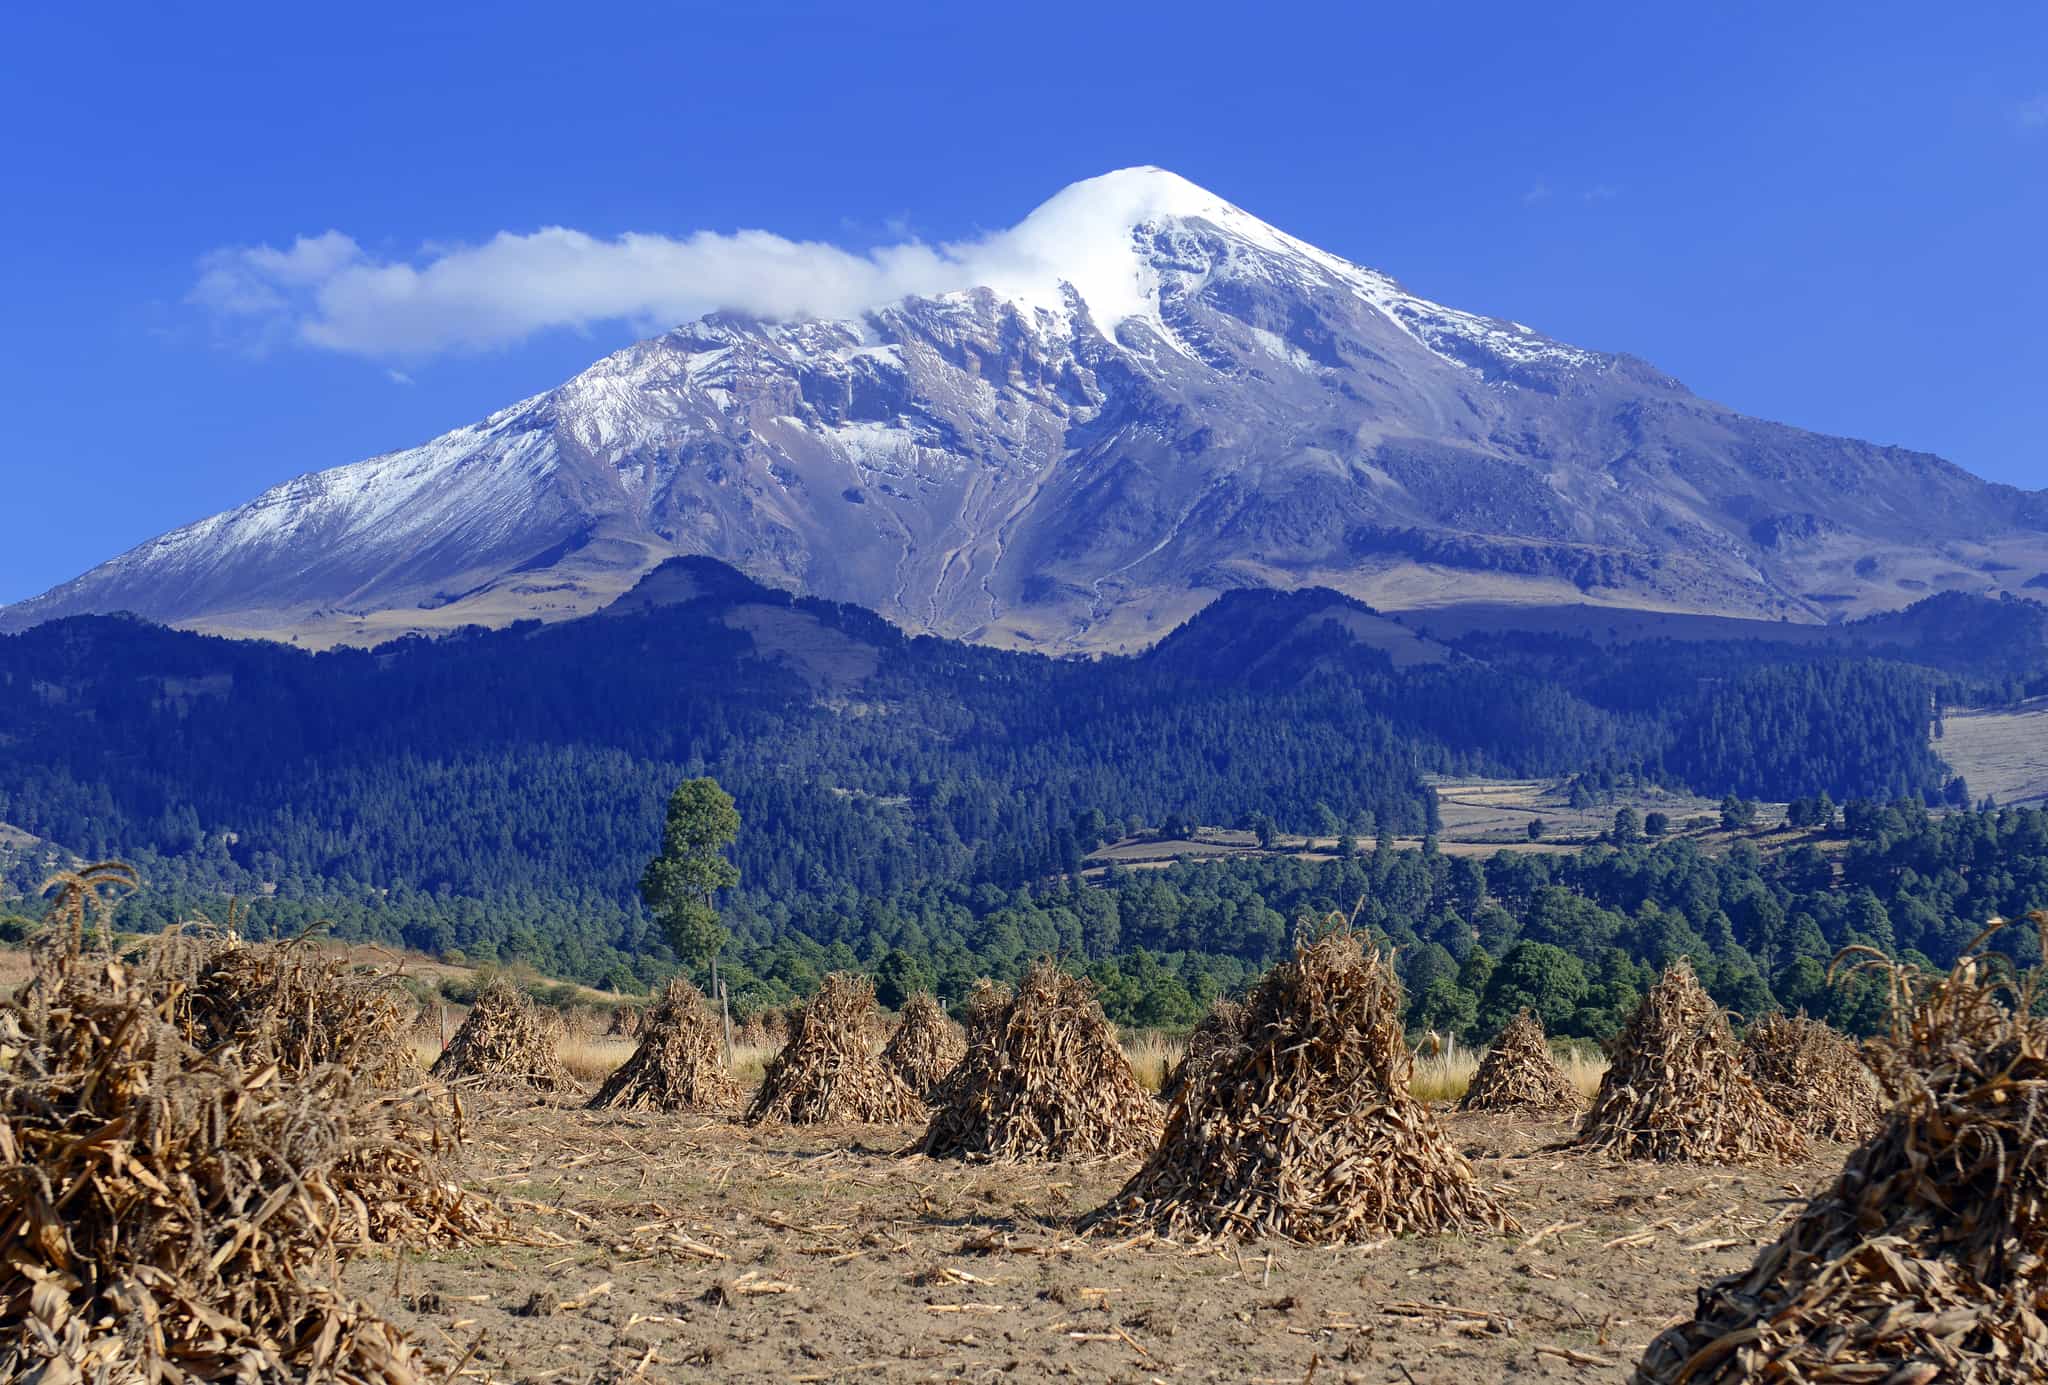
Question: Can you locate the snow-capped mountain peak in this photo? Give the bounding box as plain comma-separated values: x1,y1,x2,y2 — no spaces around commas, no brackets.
7,170,2043,651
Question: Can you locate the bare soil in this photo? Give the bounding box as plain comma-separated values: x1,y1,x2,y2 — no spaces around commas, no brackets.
346,1097,1849,1383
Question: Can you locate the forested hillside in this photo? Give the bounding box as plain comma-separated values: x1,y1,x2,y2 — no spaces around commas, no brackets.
1,561,2044,1002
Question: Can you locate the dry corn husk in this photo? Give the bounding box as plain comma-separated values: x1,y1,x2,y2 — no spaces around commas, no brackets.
1159,996,1244,1106
1460,1010,1582,1115
1575,959,1807,1164
158,928,419,1088
747,973,923,1125
1739,1012,1883,1143
588,976,739,1113
1638,913,2048,1382
1,874,517,1382
430,979,577,1092
1087,932,1516,1242
882,991,965,1100
919,960,1162,1162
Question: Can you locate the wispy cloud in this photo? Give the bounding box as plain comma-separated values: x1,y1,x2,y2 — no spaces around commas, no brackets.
185,171,1222,361
2018,93,2048,130
1522,181,1620,208
386,369,415,386
188,226,964,358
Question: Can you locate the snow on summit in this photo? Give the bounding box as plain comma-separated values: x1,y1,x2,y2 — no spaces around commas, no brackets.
12,166,2027,653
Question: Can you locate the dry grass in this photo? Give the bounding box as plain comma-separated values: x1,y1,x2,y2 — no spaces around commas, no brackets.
1123,1028,1183,1094
561,1034,637,1085
1412,1042,1606,1104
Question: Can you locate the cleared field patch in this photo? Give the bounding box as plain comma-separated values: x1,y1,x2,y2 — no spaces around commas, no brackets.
1085,777,1746,876
341,1094,1842,1383
1937,697,2048,807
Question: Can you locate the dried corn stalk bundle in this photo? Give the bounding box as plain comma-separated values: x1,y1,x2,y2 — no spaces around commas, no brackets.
1,952,449,1382
747,973,924,1125
159,930,419,1088
1740,1013,1883,1143
919,960,1161,1162
1638,914,2048,1383
430,979,577,1092
1159,997,1245,1105
587,977,739,1113
410,997,445,1044
882,991,966,1099
1460,1010,1582,1115
1086,932,1515,1242
957,979,1009,1043
1575,959,1807,1164
605,1003,645,1039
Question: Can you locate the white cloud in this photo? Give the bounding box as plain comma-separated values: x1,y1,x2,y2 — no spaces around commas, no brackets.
189,225,960,357
386,369,415,386
185,168,1268,361
2018,93,2048,129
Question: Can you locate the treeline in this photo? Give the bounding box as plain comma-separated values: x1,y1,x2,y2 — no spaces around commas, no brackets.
692,799,2048,1037
14,801,2044,1042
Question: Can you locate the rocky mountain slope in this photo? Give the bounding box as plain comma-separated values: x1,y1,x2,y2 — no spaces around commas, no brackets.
8,167,2045,650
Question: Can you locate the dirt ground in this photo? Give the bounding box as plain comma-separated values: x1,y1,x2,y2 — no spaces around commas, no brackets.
346,1097,1850,1384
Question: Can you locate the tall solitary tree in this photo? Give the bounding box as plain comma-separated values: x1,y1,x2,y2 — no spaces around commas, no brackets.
641,777,742,1039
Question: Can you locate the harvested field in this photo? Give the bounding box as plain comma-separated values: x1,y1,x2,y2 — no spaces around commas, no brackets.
339,1096,1853,1383
1641,916,2048,1381
1936,696,2048,808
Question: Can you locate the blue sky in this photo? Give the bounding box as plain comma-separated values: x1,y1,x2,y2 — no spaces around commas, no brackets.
3,0,2044,603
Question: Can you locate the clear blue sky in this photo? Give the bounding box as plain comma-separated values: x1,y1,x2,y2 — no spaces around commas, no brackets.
3,0,2044,603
